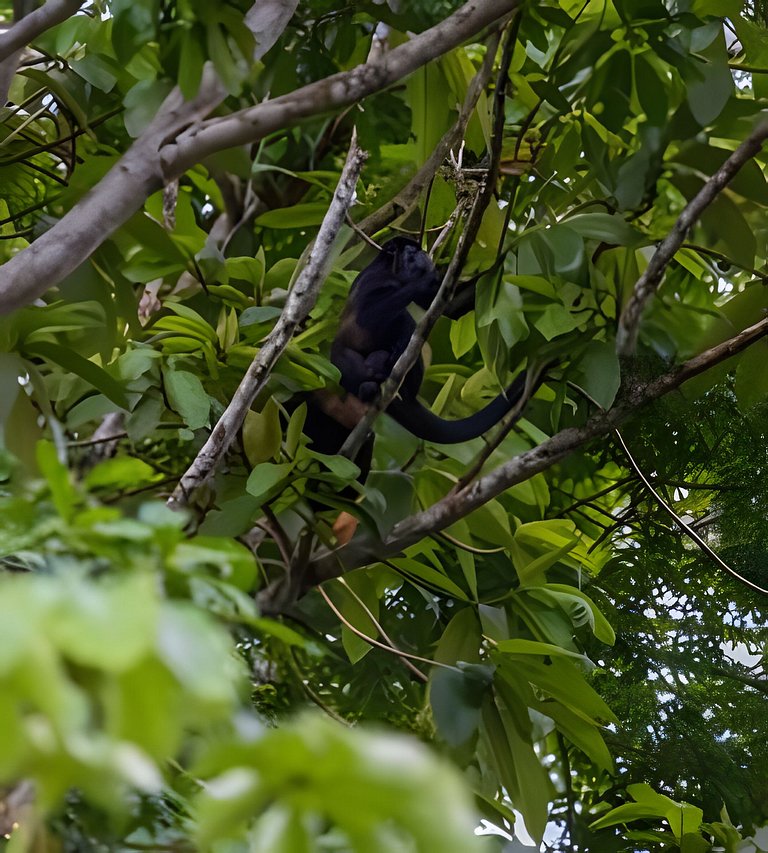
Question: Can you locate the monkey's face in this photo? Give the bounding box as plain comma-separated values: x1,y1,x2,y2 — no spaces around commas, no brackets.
384,238,438,289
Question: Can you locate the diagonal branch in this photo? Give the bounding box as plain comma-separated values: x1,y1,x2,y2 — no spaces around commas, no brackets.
303,314,768,586
0,64,226,314
166,0,521,176
388,315,768,551
616,120,768,357
0,0,297,315
612,427,768,596
168,132,367,507
0,0,520,316
0,0,83,63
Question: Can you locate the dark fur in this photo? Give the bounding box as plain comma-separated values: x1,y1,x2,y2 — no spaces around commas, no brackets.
325,237,529,444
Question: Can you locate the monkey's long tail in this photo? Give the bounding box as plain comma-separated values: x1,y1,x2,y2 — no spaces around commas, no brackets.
386,371,532,444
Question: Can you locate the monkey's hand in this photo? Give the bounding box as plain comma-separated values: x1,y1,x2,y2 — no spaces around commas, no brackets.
363,349,391,380
356,349,393,401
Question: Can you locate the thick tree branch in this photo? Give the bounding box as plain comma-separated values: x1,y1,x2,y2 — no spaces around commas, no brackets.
0,0,518,316
616,120,768,356
389,315,768,550
0,0,82,63
164,0,520,175
0,66,226,314
0,0,291,315
168,133,367,507
710,665,768,694
304,315,768,585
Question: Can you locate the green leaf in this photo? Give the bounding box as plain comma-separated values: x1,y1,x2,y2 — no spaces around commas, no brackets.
194,716,482,852
390,557,470,600
532,584,616,645
20,68,90,129
36,440,79,521
178,29,206,99
449,311,477,359
573,340,620,409
85,457,160,490
634,54,668,126
510,519,580,583
533,699,613,769
735,341,768,410
686,48,733,127
691,0,741,15
506,274,557,298
23,341,128,408
334,576,379,664
591,802,672,830
170,537,257,591
71,55,119,92
430,664,493,746
245,462,293,504
0,353,22,434
285,404,307,456
484,687,553,844
564,212,640,246
243,399,282,466
434,608,482,664
163,368,211,430
308,450,360,481
255,203,331,229
50,573,157,671
498,657,617,725
157,603,244,705
534,303,581,341
407,63,451,165
492,638,588,661
123,79,174,138
208,24,244,95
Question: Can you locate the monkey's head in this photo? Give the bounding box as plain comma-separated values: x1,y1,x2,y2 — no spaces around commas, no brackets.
381,237,439,301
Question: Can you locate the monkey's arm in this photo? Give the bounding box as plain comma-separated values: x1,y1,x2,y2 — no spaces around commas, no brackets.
331,344,394,401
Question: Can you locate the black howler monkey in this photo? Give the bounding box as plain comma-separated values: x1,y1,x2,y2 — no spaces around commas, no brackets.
301,237,532,457
288,237,540,545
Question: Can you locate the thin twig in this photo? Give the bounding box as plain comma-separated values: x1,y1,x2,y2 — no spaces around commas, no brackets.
570,381,768,597
555,476,635,518
427,197,468,259
169,130,367,506
453,361,549,493
434,531,505,554
345,213,382,251
356,23,503,237
317,586,449,675
336,577,428,682
680,242,767,282
617,121,768,356
612,428,768,596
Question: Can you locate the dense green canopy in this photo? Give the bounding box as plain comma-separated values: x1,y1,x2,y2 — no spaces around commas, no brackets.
0,0,767,849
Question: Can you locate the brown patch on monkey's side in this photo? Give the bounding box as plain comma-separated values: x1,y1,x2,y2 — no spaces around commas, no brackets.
332,511,359,545
313,388,370,429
